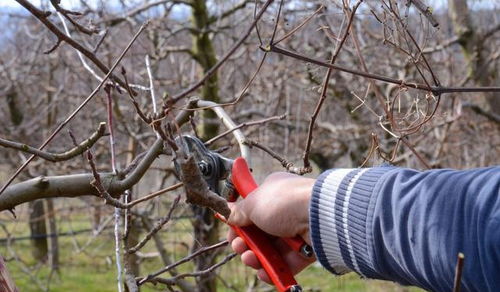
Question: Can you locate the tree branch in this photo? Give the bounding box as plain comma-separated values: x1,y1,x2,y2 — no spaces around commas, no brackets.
0,123,106,162
266,45,500,94
406,0,439,27
208,0,252,25
0,97,199,211
143,253,237,287
137,240,229,285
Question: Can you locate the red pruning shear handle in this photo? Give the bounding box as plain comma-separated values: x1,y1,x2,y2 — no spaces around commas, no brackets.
228,157,310,292
175,135,310,291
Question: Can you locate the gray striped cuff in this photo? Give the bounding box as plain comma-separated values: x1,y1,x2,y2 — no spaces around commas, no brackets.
309,167,393,277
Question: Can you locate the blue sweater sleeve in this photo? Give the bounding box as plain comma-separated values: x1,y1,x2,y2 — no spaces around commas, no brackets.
309,166,500,292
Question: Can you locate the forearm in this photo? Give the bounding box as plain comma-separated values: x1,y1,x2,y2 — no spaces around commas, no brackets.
309,166,500,291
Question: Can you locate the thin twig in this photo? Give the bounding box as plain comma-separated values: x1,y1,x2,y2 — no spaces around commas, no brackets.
205,114,286,146
144,253,237,287
244,140,309,175
87,151,128,209
122,67,152,124
145,55,158,114
129,183,183,207
302,0,363,172
127,195,181,254
273,5,325,45
269,0,284,44
173,52,268,112
137,240,229,285
360,133,378,167
400,137,431,169
50,0,99,35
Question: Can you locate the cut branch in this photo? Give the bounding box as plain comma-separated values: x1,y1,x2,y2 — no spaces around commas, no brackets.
177,155,231,218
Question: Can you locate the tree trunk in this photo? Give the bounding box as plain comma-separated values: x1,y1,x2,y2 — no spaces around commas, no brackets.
45,199,59,273
29,200,48,263
43,61,59,271
189,1,221,292
448,0,500,115
124,218,140,287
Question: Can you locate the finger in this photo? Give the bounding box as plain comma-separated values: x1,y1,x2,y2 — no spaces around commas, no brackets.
227,202,252,227
274,238,316,275
231,237,248,254
256,269,272,284
226,229,237,243
241,250,262,270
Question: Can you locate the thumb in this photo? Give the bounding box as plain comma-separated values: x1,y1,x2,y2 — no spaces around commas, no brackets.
227,201,252,227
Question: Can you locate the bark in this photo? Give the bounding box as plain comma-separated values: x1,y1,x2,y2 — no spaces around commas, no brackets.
45,199,59,273
6,89,23,127
191,0,220,141
29,200,48,262
0,138,164,211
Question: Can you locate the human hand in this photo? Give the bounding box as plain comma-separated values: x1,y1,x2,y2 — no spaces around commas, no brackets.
226,172,316,284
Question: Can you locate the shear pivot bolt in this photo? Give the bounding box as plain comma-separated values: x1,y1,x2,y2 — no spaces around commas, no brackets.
288,285,303,292
198,161,211,176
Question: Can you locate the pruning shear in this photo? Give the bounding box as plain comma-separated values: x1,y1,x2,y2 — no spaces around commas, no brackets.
174,100,313,292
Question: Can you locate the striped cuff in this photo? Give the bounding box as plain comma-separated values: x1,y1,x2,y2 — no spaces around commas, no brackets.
309,167,393,277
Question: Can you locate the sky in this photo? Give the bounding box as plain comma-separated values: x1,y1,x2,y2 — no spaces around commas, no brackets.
2,0,95,8
1,0,496,18
1,0,497,10
0,0,448,9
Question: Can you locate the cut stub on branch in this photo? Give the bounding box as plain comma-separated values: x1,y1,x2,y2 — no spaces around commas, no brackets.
177,154,231,219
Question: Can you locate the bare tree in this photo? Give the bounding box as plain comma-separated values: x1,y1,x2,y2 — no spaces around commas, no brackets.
0,0,498,291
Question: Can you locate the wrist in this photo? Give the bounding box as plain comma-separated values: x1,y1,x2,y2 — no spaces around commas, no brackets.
296,177,315,245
